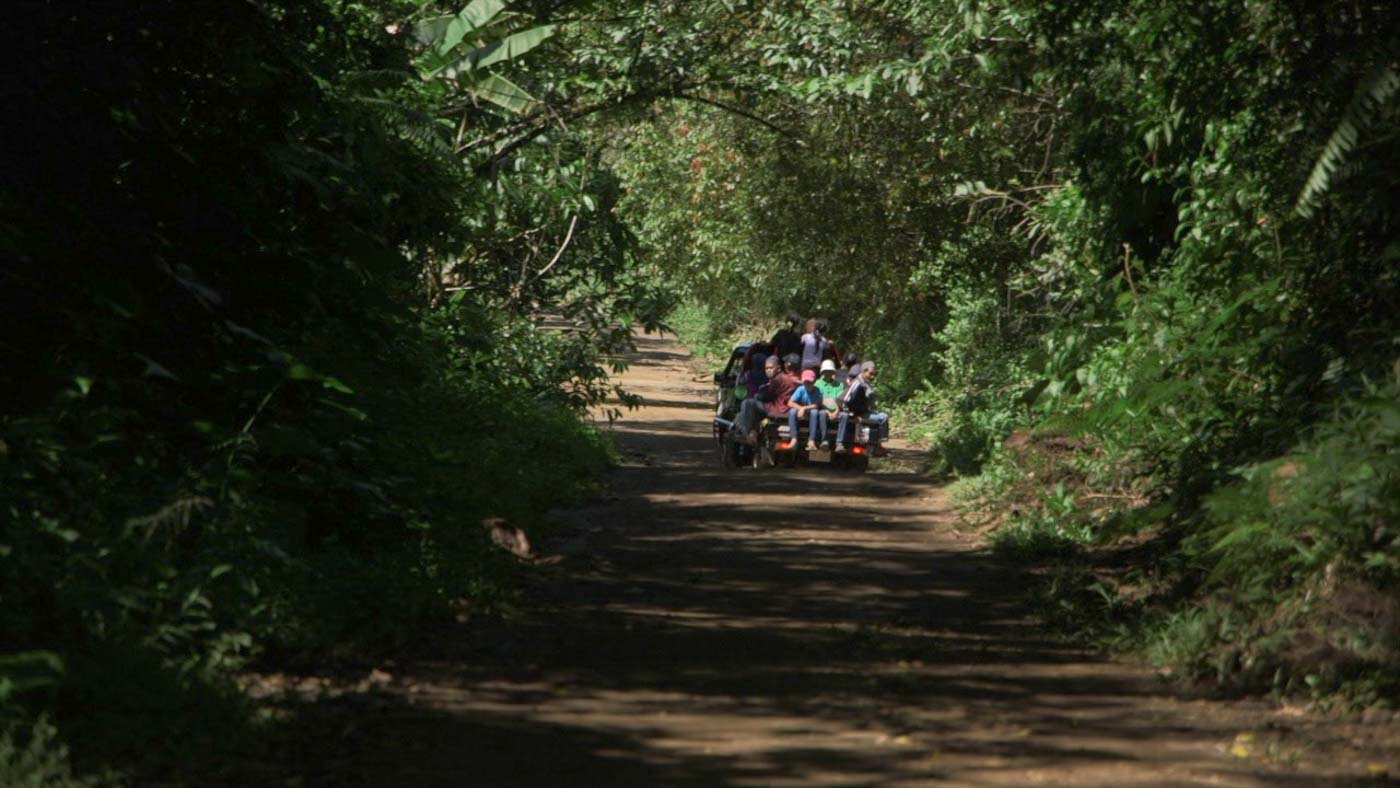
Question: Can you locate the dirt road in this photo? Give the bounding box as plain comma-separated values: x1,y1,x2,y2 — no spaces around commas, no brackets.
292,332,1397,786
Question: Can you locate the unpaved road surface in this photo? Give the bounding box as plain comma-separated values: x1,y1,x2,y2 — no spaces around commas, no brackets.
282,332,1399,786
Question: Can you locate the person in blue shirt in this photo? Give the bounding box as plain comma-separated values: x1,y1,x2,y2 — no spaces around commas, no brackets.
786,369,828,451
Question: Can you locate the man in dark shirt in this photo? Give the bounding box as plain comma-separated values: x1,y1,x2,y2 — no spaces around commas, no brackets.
842,352,862,385
769,312,803,360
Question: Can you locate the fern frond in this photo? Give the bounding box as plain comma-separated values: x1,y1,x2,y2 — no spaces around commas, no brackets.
1295,43,1400,218
341,69,413,91
343,95,458,164
125,497,214,544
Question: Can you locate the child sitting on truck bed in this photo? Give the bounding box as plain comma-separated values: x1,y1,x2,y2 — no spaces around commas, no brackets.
786,369,827,450
815,360,845,449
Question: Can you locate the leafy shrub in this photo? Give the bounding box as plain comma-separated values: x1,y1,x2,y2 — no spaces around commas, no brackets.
0,2,619,781
1001,364,1400,699
896,283,1033,476
1170,363,1400,693
666,302,775,366
990,509,1094,561
1201,363,1400,592
0,718,113,788
989,483,1096,560
0,654,114,787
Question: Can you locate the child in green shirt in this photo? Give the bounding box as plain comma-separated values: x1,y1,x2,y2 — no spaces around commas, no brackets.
814,360,845,449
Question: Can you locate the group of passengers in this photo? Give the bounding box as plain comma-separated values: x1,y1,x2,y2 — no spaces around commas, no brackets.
730,313,889,455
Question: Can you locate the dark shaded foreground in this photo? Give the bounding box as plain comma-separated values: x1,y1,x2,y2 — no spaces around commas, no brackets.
258,333,1398,787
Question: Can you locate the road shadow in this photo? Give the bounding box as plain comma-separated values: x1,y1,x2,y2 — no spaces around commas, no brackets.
264,334,1364,787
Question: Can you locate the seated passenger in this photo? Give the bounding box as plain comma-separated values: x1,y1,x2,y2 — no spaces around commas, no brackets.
744,351,768,399
841,352,862,384
815,360,845,449
787,369,828,451
782,352,802,377
835,361,889,453
725,383,747,417
732,355,796,445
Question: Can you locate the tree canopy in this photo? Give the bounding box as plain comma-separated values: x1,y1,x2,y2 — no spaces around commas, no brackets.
2,0,1397,781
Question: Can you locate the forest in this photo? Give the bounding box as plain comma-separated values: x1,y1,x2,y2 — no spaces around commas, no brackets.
2,0,1396,783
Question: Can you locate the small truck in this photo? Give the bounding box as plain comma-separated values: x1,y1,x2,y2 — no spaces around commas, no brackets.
711,342,882,471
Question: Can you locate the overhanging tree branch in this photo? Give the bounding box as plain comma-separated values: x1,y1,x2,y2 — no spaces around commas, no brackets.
474,93,659,175
675,93,805,144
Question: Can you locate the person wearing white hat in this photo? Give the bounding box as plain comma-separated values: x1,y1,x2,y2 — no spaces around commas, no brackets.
814,359,844,450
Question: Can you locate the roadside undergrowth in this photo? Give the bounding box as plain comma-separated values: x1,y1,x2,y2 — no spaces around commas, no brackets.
953,365,1400,711
666,303,771,368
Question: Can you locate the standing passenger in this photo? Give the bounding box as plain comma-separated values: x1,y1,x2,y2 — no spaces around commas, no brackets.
816,318,840,365
770,312,803,360
800,319,832,371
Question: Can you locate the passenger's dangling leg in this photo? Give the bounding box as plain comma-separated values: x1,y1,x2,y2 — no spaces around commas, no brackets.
733,399,765,445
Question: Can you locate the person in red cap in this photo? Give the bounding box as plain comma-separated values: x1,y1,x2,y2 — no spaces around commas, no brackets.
786,368,828,450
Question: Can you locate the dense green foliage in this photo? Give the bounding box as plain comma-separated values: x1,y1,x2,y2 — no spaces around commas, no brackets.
616,0,1398,699
3,0,1397,780
0,1,656,781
